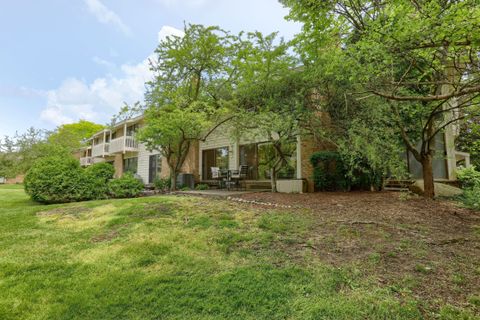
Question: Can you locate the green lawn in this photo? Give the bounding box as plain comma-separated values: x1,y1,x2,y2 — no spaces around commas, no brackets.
0,185,477,319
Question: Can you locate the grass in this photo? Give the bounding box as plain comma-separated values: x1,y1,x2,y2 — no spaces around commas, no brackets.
0,184,478,319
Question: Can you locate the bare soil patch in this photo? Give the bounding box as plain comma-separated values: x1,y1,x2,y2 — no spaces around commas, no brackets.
236,191,480,311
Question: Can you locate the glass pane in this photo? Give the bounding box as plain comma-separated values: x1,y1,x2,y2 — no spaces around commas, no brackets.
215,147,229,170
202,149,215,180
239,144,257,179
258,143,275,180
277,142,297,179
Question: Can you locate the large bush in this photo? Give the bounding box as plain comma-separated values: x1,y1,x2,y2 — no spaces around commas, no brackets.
310,151,384,192
462,185,480,210
85,162,115,183
24,156,98,203
310,151,350,191
456,166,480,189
108,173,144,198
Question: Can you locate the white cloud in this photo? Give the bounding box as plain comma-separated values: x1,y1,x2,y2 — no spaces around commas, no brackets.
39,25,184,127
92,56,115,68
84,0,132,36
158,25,185,42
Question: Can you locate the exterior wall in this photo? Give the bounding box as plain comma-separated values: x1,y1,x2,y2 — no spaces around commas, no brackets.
6,174,24,184
199,124,238,179
299,136,317,193
137,144,162,184
113,154,123,178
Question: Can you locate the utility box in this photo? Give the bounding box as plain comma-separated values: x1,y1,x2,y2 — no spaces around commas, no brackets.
177,173,195,189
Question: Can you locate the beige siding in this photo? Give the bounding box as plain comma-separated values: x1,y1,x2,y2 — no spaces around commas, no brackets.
199,124,237,179
137,144,161,184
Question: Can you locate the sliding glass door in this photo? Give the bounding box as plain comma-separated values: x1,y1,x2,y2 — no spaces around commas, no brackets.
239,142,297,180
202,147,229,180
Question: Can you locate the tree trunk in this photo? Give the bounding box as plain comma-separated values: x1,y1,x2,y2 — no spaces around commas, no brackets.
421,155,435,199
170,170,177,191
270,167,277,193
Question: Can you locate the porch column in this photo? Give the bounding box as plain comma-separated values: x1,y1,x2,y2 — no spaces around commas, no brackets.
296,135,302,179
102,131,106,157
123,123,127,154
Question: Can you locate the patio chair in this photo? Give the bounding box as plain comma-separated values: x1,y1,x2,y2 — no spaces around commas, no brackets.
211,167,223,189
230,165,248,190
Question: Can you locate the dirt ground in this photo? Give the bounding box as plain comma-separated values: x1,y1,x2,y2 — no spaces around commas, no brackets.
236,191,480,312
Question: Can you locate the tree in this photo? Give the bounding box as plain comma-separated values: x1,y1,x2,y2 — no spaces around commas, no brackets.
48,120,104,151
233,32,310,192
457,108,480,168
138,24,241,190
0,128,71,178
282,0,480,198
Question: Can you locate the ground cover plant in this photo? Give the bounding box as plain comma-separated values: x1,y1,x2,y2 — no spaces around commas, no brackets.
0,185,478,319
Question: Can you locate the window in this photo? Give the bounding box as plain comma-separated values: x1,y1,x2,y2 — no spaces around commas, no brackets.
149,154,162,183
240,142,297,180
202,147,229,180
126,124,139,136
123,157,138,174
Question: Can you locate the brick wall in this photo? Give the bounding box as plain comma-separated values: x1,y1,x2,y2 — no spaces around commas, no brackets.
6,174,24,184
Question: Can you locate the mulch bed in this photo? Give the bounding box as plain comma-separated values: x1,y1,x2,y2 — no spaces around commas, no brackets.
234,191,480,311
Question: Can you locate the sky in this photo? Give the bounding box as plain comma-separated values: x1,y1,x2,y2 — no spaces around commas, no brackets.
0,0,301,138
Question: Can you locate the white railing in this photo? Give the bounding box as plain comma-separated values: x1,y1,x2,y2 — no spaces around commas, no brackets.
109,136,139,153
80,157,93,166
125,136,138,150
92,143,109,157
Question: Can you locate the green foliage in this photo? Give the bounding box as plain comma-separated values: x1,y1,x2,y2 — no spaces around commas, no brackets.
153,177,171,191
108,173,144,198
310,151,350,191
456,166,480,211
48,120,104,151
310,151,389,191
282,0,480,198
232,32,310,191
457,113,480,168
24,156,98,204
0,128,72,178
0,186,478,318
195,183,209,190
85,162,115,184
138,24,240,190
456,166,480,189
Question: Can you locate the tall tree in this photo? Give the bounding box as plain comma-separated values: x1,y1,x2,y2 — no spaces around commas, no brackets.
282,0,480,198
233,32,310,192
48,120,105,151
138,24,242,190
0,128,70,178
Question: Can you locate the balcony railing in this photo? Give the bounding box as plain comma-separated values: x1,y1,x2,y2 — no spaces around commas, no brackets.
109,136,139,153
80,157,93,166
92,143,110,157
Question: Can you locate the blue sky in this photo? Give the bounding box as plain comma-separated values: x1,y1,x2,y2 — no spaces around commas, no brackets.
0,0,300,138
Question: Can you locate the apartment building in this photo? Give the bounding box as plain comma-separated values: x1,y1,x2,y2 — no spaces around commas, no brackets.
78,114,470,192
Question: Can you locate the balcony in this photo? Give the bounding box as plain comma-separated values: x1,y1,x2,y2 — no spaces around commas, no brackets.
92,143,110,157
80,157,93,167
109,136,139,154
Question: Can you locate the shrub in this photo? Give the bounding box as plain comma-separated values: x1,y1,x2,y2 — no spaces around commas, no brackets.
195,183,209,190
24,156,96,203
461,185,480,210
85,162,115,183
310,151,350,191
456,166,480,189
153,177,171,191
108,173,144,198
